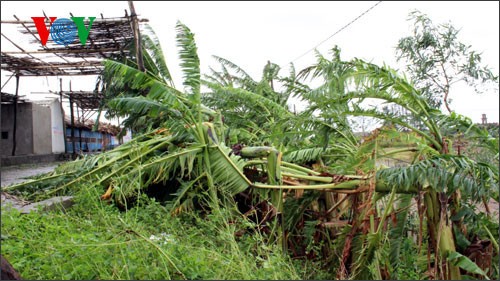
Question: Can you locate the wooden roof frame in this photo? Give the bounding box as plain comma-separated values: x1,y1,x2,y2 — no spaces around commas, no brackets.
1,9,148,111
1,11,148,77
1,5,146,157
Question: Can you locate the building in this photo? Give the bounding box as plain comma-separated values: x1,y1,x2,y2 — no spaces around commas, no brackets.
1,93,131,165
64,117,131,153
1,95,65,157
478,114,499,137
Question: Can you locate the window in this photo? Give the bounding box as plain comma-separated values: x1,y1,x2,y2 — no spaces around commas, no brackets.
1,131,8,139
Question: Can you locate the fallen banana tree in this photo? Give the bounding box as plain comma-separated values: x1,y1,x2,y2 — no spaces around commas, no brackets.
5,123,493,281
4,121,394,207
4,20,497,280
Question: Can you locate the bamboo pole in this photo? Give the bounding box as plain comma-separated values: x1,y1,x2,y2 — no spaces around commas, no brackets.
11,74,19,156
1,73,15,91
69,85,76,159
76,104,83,153
1,18,148,24
5,62,103,69
2,48,122,55
128,0,145,72
14,73,103,77
60,78,68,154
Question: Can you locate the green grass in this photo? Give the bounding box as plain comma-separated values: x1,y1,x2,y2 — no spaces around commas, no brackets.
1,186,302,280
4,178,496,280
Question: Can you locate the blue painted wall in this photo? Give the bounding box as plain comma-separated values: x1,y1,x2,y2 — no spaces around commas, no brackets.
65,127,119,153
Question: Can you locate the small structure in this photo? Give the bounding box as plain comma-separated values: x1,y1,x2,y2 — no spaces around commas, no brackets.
478,114,499,137
1,94,128,156
479,113,499,127
481,113,488,125
1,96,65,156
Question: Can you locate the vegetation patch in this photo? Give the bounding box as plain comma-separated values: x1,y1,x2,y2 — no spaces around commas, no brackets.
2,11,498,280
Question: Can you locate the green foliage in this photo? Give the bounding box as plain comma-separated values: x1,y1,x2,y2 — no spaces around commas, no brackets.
4,16,499,281
141,24,174,86
396,10,498,111
388,194,413,275
202,58,298,147
447,252,490,279
283,147,332,164
175,21,200,97
208,144,251,195
391,238,427,280
377,154,498,198
1,187,301,280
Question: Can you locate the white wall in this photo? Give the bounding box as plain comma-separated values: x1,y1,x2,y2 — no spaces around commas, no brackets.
32,103,52,154
50,98,66,153
122,128,132,143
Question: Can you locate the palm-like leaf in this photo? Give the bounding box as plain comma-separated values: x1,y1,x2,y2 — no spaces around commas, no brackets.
176,21,200,96
141,24,174,86
209,144,252,195
388,194,413,276
211,55,256,87
377,154,498,198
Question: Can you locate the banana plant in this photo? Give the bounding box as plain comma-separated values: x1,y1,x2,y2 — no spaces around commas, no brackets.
202,56,302,147
280,44,497,279
5,20,496,280
325,56,498,279
5,22,375,214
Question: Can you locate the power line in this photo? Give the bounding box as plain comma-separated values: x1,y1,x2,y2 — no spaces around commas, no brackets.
290,1,383,64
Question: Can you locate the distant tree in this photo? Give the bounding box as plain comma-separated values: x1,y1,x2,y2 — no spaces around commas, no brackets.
396,10,498,113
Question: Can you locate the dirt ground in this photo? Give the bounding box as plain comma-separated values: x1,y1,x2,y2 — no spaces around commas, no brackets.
1,161,66,211
1,162,62,188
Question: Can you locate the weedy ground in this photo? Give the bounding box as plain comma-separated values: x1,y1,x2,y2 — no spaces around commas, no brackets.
1,184,324,280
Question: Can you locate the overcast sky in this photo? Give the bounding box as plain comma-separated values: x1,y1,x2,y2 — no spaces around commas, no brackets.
1,1,499,124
